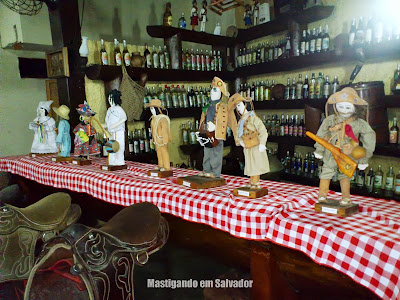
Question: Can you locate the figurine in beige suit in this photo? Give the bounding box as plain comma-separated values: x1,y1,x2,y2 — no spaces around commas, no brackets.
146,99,171,171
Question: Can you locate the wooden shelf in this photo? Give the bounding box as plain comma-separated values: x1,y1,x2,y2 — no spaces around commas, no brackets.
85,64,235,82
236,6,335,43
281,173,394,200
146,25,236,47
268,136,314,147
237,41,400,77
140,107,202,121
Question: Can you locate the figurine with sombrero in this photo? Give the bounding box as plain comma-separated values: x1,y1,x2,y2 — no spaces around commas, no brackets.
228,93,269,198
71,101,100,165
51,105,72,162
306,87,376,216
145,99,172,178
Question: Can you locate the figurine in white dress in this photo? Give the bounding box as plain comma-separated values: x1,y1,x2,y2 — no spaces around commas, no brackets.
105,89,127,166
200,0,207,32
29,101,58,154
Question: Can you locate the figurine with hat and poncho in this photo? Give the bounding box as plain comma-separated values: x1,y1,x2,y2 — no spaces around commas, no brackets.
311,87,376,210
29,100,58,154
228,93,269,197
52,105,71,158
72,101,100,160
145,99,172,177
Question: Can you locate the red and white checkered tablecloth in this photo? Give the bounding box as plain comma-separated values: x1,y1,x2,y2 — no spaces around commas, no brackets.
1,155,400,299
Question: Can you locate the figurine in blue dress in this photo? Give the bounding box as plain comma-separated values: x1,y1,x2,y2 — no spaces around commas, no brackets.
243,4,253,28
53,105,71,157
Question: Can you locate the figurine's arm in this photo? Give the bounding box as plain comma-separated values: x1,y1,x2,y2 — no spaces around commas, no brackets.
160,118,170,144
227,110,239,146
29,118,39,130
254,116,268,151
56,121,65,144
314,119,330,157
108,109,127,132
358,119,376,165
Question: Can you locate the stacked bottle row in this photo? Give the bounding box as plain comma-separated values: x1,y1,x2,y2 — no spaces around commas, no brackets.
180,48,223,72
262,114,305,137
348,16,400,47
240,73,340,101
127,128,154,155
144,85,211,108
284,151,400,200
236,24,330,68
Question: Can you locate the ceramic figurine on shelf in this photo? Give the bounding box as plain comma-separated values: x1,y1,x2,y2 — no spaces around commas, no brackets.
252,0,260,26
243,4,253,28
200,0,208,32
73,101,100,162
163,2,172,26
228,94,269,198
310,87,376,214
52,105,71,158
104,89,127,168
29,101,58,155
190,0,199,31
145,99,172,178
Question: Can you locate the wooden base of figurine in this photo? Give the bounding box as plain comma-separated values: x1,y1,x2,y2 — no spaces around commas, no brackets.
51,156,73,162
315,199,359,217
233,186,268,198
147,169,173,178
177,175,226,189
100,164,128,171
30,153,55,158
71,158,92,166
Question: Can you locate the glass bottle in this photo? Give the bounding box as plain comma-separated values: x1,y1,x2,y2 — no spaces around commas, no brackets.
349,18,356,46
144,43,152,68
331,76,339,95
178,13,186,29
100,39,108,65
296,74,303,99
290,78,296,100
309,28,316,54
217,51,222,71
152,45,159,68
389,117,399,144
394,170,400,200
196,49,201,71
356,17,365,44
191,49,196,71
237,49,242,68
374,165,384,196
122,40,131,66
280,114,285,136
293,115,299,137
114,38,122,66
302,74,309,99
259,81,265,101
356,168,365,190
365,16,373,44
384,166,395,198
102,133,108,157
128,131,134,155
260,42,265,63
182,124,189,145
133,130,140,155
164,45,170,69
298,115,305,137
265,80,271,100
316,26,323,52
315,72,324,99
186,48,192,70
309,73,316,99
322,24,330,52
284,78,290,100
159,45,165,69
305,29,310,55
300,30,307,56
323,76,331,98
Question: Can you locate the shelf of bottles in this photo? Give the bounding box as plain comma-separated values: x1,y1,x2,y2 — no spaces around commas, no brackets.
235,14,400,78
281,150,400,201
236,6,335,43
146,25,237,47
124,127,158,163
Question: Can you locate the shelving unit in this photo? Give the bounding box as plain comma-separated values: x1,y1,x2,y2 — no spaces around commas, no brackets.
85,64,235,82
236,6,335,43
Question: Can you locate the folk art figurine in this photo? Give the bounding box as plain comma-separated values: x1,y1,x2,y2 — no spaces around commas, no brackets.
243,4,253,28
190,0,199,31
200,0,208,32
29,101,58,155
73,101,100,160
252,0,260,26
52,105,71,158
104,89,127,167
310,87,376,212
228,93,269,194
145,99,172,177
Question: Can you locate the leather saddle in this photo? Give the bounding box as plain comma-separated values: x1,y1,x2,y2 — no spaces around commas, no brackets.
24,202,169,300
0,192,81,283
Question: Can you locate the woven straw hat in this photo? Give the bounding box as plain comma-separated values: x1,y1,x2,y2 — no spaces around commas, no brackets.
145,99,164,109
52,105,70,120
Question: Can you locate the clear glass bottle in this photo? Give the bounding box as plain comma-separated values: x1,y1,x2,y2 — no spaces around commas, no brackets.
122,40,131,66
100,39,108,66
152,45,159,68
374,165,384,196
296,74,303,99
114,38,122,66
384,166,395,198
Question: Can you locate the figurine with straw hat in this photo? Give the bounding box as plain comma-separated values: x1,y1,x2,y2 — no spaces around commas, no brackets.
228,93,269,191
145,99,172,176
52,105,71,157
313,87,376,206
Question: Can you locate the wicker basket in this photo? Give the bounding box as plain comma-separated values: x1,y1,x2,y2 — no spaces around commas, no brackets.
120,65,145,121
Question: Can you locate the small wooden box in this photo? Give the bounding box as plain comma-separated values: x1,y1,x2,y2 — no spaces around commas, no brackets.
147,170,173,178
177,175,226,189
233,186,268,199
315,199,359,217
71,158,92,166
51,156,73,162
100,165,128,171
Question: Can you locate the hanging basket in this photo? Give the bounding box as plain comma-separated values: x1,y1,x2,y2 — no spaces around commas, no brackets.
120,65,145,121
